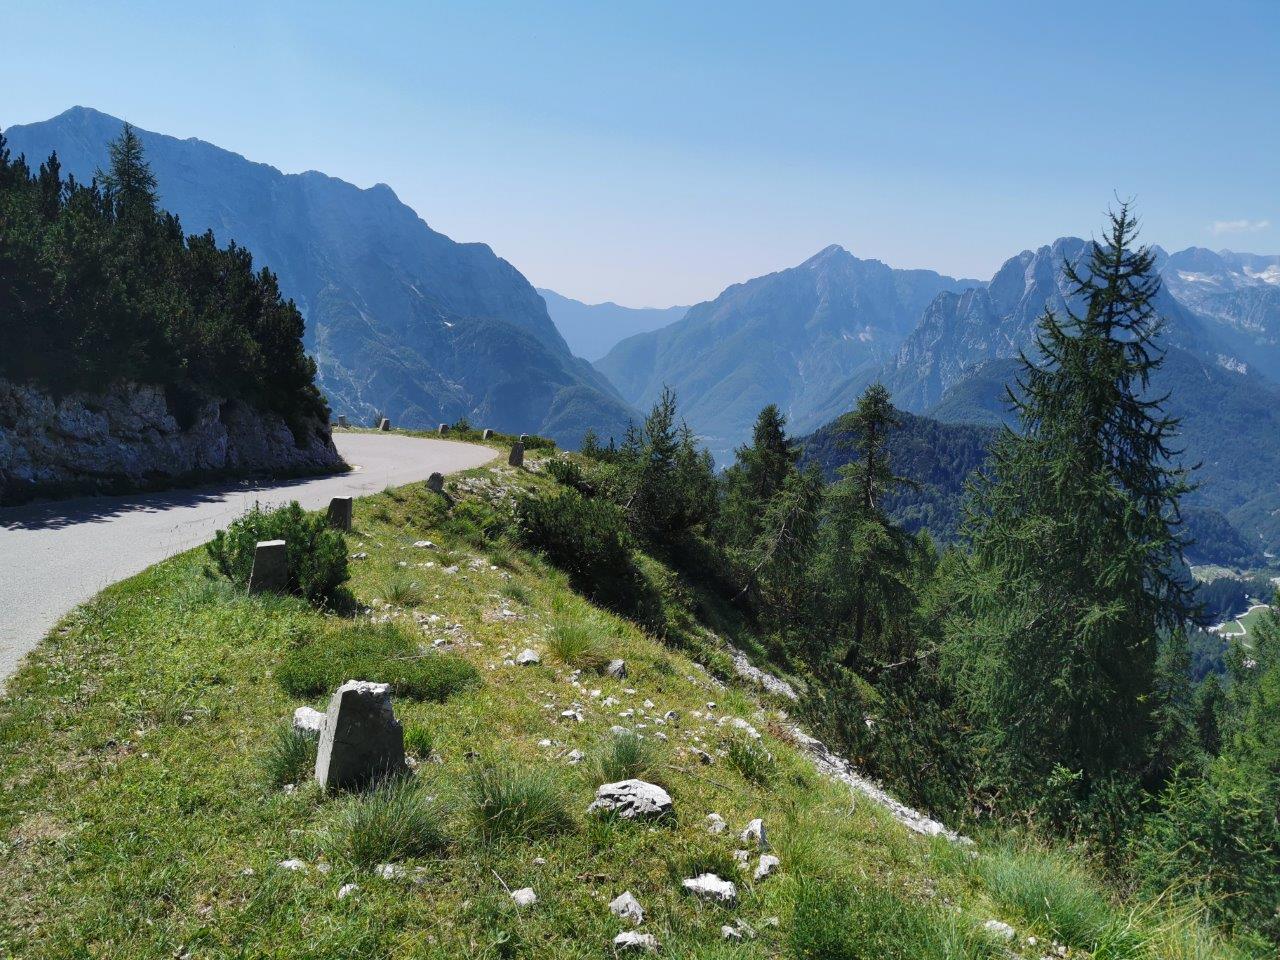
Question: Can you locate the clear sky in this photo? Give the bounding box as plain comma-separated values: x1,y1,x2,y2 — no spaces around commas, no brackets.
2,1,1277,305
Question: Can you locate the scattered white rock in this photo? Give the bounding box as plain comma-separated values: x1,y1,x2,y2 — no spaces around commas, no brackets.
720,716,761,739
613,931,659,953
374,863,405,880
538,738,553,747
516,648,541,666
733,849,750,867
609,890,645,925
663,710,679,722
706,812,727,834
689,747,715,765
682,873,737,903
741,818,768,850
510,887,538,907
292,706,326,738
560,709,583,723
754,854,780,880
721,925,742,941
565,749,585,765
605,659,627,679
982,920,1016,942
588,779,674,819
337,883,359,900
533,857,546,865
413,540,435,549
278,859,307,872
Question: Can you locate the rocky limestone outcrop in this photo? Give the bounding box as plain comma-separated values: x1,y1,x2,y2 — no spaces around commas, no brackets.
0,378,344,504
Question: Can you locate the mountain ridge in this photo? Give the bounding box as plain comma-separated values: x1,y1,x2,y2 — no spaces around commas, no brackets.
4,106,636,446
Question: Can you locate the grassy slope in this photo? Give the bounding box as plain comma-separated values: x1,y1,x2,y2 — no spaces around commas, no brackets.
0,445,1253,959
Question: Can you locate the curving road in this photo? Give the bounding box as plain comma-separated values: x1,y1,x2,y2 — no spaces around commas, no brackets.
0,433,496,682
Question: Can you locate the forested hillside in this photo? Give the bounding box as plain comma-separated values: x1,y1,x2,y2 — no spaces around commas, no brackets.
5,107,635,447
552,212,1280,952
0,127,343,500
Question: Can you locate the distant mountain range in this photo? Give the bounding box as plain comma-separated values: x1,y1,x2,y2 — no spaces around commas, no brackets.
594,245,980,457
536,289,688,361
594,235,1280,554
4,107,636,447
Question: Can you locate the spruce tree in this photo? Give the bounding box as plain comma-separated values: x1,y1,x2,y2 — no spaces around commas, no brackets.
721,404,801,549
958,204,1195,793
816,383,915,669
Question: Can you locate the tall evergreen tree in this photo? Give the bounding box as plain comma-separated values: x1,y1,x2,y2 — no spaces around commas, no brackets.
721,404,801,549
956,205,1195,792
98,123,158,218
816,383,915,669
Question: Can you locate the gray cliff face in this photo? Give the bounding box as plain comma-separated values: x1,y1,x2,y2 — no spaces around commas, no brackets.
5,107,635,448
887,237,1222,412
0,379,343,504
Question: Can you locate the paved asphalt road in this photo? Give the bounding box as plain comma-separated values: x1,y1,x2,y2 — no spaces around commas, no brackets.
0,433,496,681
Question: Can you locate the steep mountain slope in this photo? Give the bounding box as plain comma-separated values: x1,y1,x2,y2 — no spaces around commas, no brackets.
886,238,1224,411
594,245,978,457
801,408,995,542
1159,246,1280,380
4,107,635,447
536,289,688,361
920,335,1280,553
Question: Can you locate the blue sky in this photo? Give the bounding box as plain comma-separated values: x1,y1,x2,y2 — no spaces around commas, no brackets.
2,0,1277,305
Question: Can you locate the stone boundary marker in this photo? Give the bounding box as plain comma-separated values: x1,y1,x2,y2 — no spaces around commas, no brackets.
378,418,391,431
327,496,353,530
248,539,288,594
482,428,493,440
337,414,349,428
315,680,407,789
426,472,444,493
508,441,525,468
437,423,449,435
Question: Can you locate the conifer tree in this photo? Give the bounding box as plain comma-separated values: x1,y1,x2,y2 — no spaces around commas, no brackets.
816,383,915,669
721,404,801,549
99,123,157,218
957,204,1195,792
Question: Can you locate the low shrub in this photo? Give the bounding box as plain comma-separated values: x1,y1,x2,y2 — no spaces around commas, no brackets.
515,490,644,611
545,457,594,495
325,774,449,868
260,725,317,788
206,501,348,603
276,622,480,701
468,762,573,845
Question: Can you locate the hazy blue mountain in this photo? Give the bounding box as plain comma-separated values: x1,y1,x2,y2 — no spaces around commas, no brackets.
885,237,1224,411
916,309,1280,554
536,289,688,361
1158,246,1280,380
5,107,636,446
594,245,979,458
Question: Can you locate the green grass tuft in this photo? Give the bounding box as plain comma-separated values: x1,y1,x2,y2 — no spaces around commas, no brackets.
275,621,480,701
590,729,662,784
546,620,612,671
378,571,423,607
724,734,777,786
324,774,449,869
260,725,317,788
467,762,573,845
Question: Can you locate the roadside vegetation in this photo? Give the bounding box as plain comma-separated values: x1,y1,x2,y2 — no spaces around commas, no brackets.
0,208,1274,957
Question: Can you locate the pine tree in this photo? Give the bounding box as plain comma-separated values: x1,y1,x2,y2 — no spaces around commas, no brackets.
816,383,915,670
958,204,1195,793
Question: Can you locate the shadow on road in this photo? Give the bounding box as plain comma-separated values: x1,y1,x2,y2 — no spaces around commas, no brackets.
0,473,330,532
